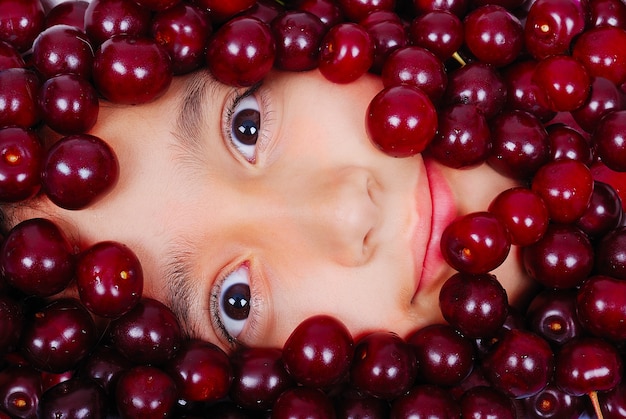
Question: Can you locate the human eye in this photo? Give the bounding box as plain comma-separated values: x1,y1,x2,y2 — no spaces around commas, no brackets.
210,264,252,345
224,86,262,163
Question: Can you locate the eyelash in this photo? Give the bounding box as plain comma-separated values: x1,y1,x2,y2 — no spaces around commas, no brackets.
209,261,259,348
223,83,272,164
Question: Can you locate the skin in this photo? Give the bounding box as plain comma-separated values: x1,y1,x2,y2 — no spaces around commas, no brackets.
10,69,534,352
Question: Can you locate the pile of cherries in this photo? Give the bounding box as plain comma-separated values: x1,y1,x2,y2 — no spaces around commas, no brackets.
2,0,626,417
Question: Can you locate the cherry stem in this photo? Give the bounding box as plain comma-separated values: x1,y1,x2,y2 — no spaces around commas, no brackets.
589,390,604,419
452,52,466,67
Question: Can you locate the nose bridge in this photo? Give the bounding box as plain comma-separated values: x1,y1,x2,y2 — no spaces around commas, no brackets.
248,166,378,267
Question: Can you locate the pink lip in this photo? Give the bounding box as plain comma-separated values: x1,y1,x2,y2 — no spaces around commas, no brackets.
412,158,457,302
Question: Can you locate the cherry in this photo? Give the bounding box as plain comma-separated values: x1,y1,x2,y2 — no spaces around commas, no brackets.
463,5,523,68
427,103,490,168
41,134,119,210
38,378,107,419
20,298,98,374
77,345,133,395
108,298,182,365
595,227,626,280
483,329,554,399
390,384,461,418
0,0,45,52
336,0,395,22
206,16,276,87
166,339,232,402
599,382,626,419
0,68,42,129
576,275,626,342
229,347,294,410
572,26,626,87
296,0,344,28
546,123,593,165
31,24,94,80
593,109,626,172
571,77,625,134
361,12,407,74
318,22,374,84
523,224,594,289
271,387,335,419
588,0,626,29
409,11,464,61
440,211,511,274
93,35,173,105
407,323,475,386
576,181,623,240
350,331,417,400
444,62,507,120
531,159,594,224
151,3,212,75
460,386,516,419
526,288,584,347
412,0,469,17
0,41,24,71
366,85,438,157
84,0,152,46
438,272,509,338
0,218,74,298
134,0,181,12
488,187,549,247
502,59,555,123
555,337,622,397
75,240,143,318
193,0,257,22
532,55,591,112
282,314,353,388
44,1,89,29
0,364,42,419
0,127,43,203
271,10,326,72
523,0,586,60
524,383,586,419
333,389,390,418
37,74,100,135
115,365,178,419
381,46,447,104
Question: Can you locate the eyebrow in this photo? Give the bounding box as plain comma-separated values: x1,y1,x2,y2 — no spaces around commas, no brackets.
163,240,197,338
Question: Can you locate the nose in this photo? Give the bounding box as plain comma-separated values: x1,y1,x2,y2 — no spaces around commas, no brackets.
248,167,380,267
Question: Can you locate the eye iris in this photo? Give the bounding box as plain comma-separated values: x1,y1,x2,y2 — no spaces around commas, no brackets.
222,283,251,320
234,109,260,145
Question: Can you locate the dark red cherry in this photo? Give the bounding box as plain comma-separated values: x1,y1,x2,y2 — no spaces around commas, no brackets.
573,26,626,86
206,16,276,87
483,329,554,399
0,294,23,354
282,314,353,388
318,22,374,84
115,365,178,418
271,387,335,419
77,345,133,395
502,59,556,122
0,218,74,297
577,275,626,342
0,364,42,419
84,0,152,46
350,331,417,400
595,227,626,280
409,11,463,61
367,85,438,157
31,24,94,80
93,35,173,105
44,1,89,29
229,347,294,410
572,77,625,134
166,339,232,402
532,55,591,112
41,134,119,210
38,378,107,419
108,298,182,365
576,181,623,240
0,0,45,52
390,384,461,418
445,62,507,120
526,288,584,346
523,224,594,289
0,68,41,129
555,337,623,396
0,127,43,202
271,10,326,72
438,272,509,339
460,386,516,419
194,0,256,22
75,241,143,318
593,110,626,172
20,299,98,373
0,41,24,71
546,123,593,165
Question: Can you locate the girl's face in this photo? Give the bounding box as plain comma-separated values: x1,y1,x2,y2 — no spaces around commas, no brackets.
21,69,533,351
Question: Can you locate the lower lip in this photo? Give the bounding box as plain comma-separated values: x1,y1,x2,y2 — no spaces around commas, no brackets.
413,158,457,300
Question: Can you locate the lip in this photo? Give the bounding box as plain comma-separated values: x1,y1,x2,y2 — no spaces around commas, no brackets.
411,158,457,302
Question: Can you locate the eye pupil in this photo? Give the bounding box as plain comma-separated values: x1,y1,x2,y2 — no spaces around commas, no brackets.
222,283,251,320
234,108,260,145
